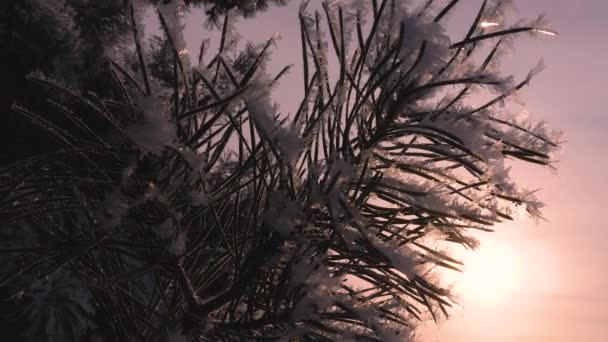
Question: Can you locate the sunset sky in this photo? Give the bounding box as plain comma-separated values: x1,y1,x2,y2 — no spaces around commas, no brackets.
163,0,608,340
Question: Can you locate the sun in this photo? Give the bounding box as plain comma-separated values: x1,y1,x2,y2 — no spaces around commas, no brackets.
456,239,522,305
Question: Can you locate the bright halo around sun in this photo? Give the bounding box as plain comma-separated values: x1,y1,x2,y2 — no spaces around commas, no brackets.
456,239,522,305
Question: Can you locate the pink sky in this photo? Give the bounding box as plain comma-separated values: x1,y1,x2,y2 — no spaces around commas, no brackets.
169,0,608,340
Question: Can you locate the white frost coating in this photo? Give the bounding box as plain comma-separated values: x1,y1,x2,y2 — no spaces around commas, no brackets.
26,0,79,42
326,158,356,192
165,326,188,342
377,174,501,222
25,272,96,341
155,218,176,239
191,190,209,207
482,0,516,27
290,254,344,321
168,231,187,256
336,296,416,342
24,0,84,82
158,0,191,68
218,9,243,56
480,21,500,28
483,163,516,193
180,148,207,171
521,194,546,222
423,114,493,155
339,225,365,250
371,6,452,114
416,91,560,222
263,192,302,236
263,207,298,236
96,191,129,231
350,0,372,14
244,75,304,161
329,158,356,179
488,107,563,158
396,11,450,77
478,72,516,94
126,92,177,155
299,4,330,93
534,29,557,36
367,234,421,279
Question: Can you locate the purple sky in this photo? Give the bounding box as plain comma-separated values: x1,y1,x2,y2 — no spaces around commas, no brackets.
166,0,608,340
419,1,608,341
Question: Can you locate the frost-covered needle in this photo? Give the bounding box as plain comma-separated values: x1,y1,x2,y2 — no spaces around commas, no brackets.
271,32,283,41
178,48,190,57
480,21,500,28
534,28,558,36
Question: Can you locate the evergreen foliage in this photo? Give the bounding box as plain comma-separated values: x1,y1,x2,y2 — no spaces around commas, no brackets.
0,0,561,341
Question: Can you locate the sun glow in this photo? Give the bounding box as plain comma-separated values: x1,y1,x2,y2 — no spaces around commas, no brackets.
457,239,522,305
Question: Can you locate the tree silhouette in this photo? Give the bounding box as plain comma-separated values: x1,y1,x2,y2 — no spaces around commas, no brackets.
0,0,561,341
